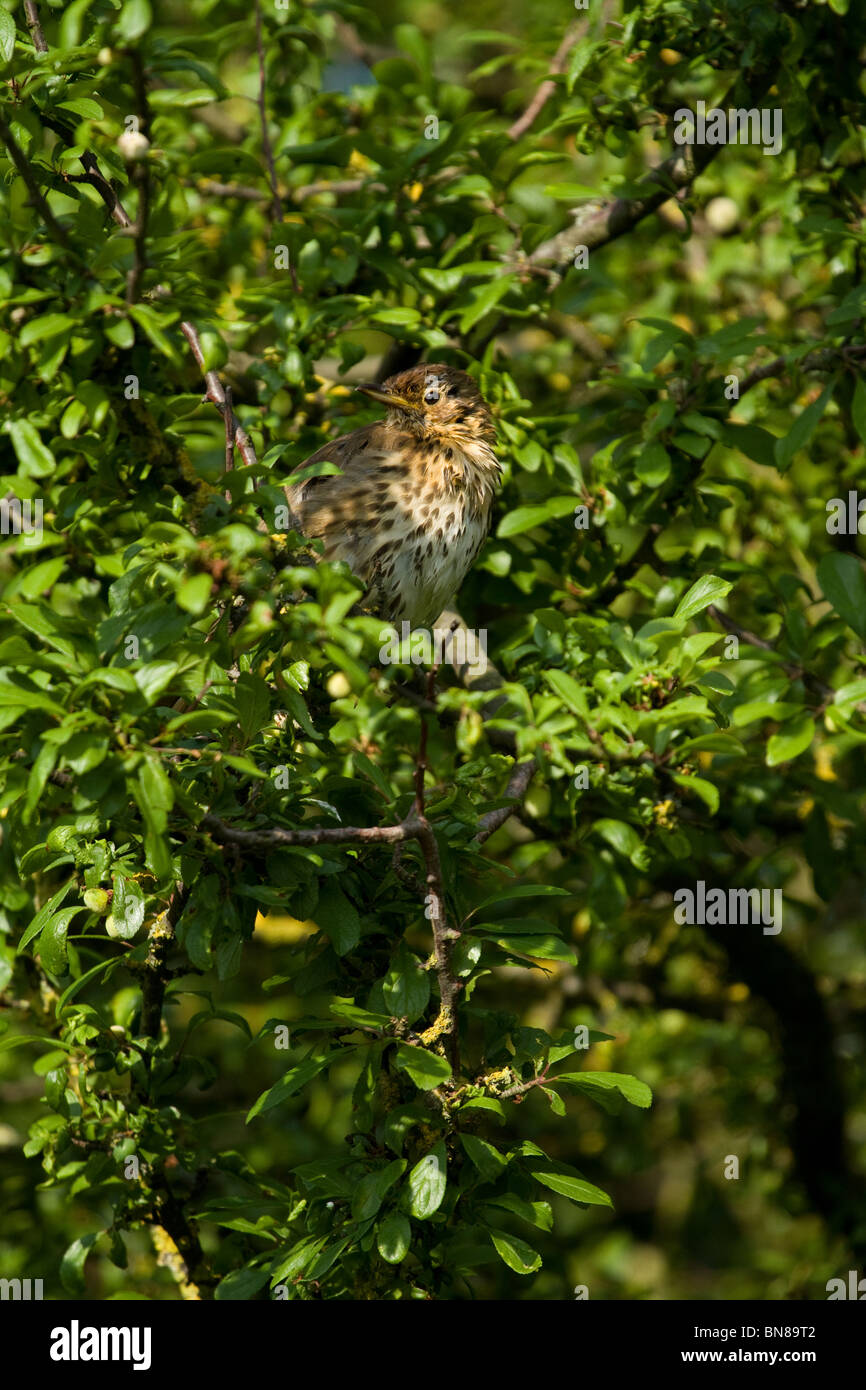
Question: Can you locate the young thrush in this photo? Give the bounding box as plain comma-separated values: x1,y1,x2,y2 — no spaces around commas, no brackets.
284,364,500,627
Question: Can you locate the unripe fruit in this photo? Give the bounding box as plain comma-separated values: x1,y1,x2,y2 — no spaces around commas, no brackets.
705,196,739,233
105,914,122,939
84,888,110,914
524,785,551,819
117,131,150,162
97,47,113,65
327,672,351,699
660,48,683,66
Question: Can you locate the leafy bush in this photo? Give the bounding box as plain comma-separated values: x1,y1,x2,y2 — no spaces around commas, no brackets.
1,0,864,1300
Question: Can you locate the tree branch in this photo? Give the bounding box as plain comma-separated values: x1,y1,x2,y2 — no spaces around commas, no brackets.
475,760,536,843
737,341,866,399
139,887,189,1039
0,109,86,265
23,0,47,52
530,69,772,269
507,22,586,141
254,0,299,292
706,603,841,708
201,812,420,849
254,0,284,223
180,321,259,473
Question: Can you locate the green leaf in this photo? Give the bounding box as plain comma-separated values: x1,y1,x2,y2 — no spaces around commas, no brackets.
635,442,671,487
60,1232,100,1294
468,884,571,919
766,713,815,766
177,572,212,615
111,875,145,939
377,1211,411,1264
488,934,576,962
0,9,15,64
817,552,866,641
369,306,421,328
834,679,866,711
57,957,121,1011
6,419,55,476
591,819,643,861
20,314,75,346
394,1043,452,1090
774,379,835,471
489,1230,542,1275
39,907,85,975
543,668,587,717
128,304,179,361
17,880,74,954
0,1033,72,1053
670,773,719,815
460,1133,508,1182
215,1267,269,1300
139,757,173,819
270,1236,327,1285
531,1168,613,1206
381,942,430,1023
58,98,104,120
460,1096,506,1124
116,0,152,42
406,1141,447,1219
247,1052,343,1121
235,671,270,741
457,275,515,332
351,1159,406,1221
673,575,733,624
553,1071,653,1108
734,701,800,732
314,881,360,956
496,497,577,538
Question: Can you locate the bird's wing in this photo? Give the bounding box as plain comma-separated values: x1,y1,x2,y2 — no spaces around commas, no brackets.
283,423,408,546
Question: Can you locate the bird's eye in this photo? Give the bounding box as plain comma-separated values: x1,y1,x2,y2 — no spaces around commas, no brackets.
423,385,440,404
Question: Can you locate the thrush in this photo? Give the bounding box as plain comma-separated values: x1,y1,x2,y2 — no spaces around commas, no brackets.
283,364,500,628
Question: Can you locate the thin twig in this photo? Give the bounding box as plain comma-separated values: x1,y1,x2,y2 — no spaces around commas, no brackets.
415,816,462,1072
737,343,866,399
507,23,586,141
223,382,236,503
202,812,420,849
195,179,271,201
180,322,259,473
0,110,86,265
77,149,132,228
254,0,284,224
293,177,386,201
23,0,48,52
252,2,283,216
125,49,151,305
253,0,299,291
706,605,838,705
475,760,536,843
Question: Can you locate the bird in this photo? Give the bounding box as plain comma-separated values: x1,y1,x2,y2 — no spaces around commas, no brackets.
283,364,501,628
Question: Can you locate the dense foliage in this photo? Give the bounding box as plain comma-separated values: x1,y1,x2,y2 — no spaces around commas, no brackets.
1,0,864,1300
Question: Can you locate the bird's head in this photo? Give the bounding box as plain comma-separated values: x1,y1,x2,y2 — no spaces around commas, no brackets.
355,364,495,443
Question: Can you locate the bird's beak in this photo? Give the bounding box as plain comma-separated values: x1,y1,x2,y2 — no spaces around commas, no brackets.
355,382,412,410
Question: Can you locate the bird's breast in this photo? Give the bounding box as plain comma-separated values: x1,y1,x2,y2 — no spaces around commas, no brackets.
289,428,498,628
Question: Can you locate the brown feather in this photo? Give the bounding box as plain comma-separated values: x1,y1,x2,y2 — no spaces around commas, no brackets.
284,366,500,627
